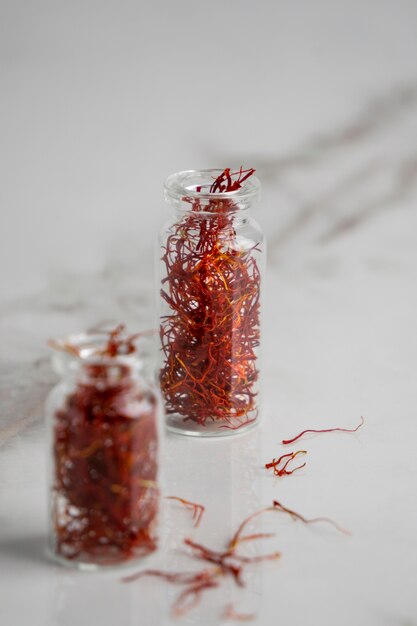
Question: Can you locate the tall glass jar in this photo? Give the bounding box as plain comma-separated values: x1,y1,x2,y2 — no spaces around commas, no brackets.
46,331,160,569
157,169,265,437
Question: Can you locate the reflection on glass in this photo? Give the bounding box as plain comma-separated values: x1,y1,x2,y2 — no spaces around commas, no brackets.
161,427,263,624
50,566,165,626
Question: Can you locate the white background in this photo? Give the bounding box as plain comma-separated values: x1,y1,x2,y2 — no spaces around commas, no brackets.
1,1,417,625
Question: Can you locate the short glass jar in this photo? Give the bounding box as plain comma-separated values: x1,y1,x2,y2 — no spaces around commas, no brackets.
157,169,265,437
46,331,160,569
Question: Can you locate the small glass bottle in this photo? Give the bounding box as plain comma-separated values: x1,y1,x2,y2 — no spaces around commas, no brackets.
157,169,265,437
46,330,160,569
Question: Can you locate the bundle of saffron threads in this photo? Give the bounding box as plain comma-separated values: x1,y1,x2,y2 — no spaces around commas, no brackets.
49,326,160,566
160,167,262,429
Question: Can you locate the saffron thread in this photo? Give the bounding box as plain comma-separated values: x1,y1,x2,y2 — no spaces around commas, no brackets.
265,450,307,476
222,603,256,621
272,500,351,535
165,496,205,527
160,167,261,428
282,416,365,445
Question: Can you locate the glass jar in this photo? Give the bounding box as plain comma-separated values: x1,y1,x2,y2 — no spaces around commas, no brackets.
46,331,160,569
157,169,265,437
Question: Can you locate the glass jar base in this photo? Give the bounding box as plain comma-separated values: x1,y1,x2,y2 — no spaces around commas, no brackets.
47,545,157,572
165,413,259,437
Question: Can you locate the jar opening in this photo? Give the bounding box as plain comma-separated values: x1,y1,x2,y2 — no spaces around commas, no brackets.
49,331,148,379
164,169,261,211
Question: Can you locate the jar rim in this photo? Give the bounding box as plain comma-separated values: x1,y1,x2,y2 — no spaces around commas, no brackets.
164,169,261,204
50,331,144,377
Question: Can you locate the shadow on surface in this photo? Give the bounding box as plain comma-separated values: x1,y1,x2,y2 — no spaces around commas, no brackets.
0,534,49,566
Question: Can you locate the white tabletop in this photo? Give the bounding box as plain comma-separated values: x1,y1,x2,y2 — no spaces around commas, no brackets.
1,1,417,625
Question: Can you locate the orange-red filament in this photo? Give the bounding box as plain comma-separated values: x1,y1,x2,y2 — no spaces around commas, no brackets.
265,450,307,476
165,496,205,527
160,167,260,428
282,416,365,445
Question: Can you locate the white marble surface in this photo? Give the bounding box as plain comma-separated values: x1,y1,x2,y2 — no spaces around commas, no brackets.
1,1,417,625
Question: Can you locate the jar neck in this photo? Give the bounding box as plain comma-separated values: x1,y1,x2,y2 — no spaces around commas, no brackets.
50,332,149,384
164,169,260,216
173,202,251,225
76,360,140,387
57,358,143,389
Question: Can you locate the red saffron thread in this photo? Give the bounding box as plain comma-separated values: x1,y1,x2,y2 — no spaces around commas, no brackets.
122,496,351,615
230,532,275,546
185,536,280,569
123,506,281,616
172,575,220,617
228,507,275,551
182,536,280,593
165,496,205,527
122,568,217,585
272,500,350,535
160,167,261,428
282,416,365,445
222,604,256,621
265,450,307,476
123,568,221,617
50,327,159,565
184,538,245,586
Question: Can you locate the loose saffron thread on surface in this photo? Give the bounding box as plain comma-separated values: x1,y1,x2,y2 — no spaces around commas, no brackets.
228,507,275,551
122,568,217,585
222,604,256,622
165,496,205,527
160,167,261,428
172,575,221,617
282,416,365,445
230,532,275,546
122,568,222,617
272,500,351,535
183,538,245,586
123,566,222,617
123,504,282,616
122,499,348,615
264,450,307,476
184,537,280,576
